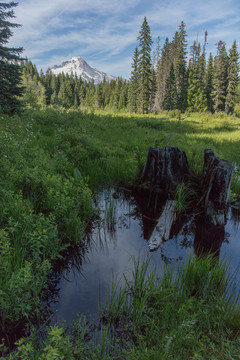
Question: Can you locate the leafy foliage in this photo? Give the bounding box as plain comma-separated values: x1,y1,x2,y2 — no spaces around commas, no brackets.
0,109,95,328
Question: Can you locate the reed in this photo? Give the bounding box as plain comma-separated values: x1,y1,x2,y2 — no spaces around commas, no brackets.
101,255,240,359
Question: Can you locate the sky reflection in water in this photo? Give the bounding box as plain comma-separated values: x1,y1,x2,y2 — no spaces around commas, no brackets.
49,189,240,326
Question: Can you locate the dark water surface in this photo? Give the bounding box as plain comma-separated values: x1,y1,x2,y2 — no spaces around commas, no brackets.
48,188,240,328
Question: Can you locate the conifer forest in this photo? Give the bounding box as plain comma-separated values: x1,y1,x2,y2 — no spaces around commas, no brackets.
18,19,240,116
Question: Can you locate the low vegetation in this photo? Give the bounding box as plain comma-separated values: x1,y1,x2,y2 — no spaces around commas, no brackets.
0,107,240,357
1,3,240,358
2,256,240,359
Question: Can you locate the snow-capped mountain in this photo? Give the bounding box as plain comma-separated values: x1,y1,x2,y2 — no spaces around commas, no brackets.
49,57,115,84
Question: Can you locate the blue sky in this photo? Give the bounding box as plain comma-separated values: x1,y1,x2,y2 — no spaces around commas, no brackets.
9,0,240,79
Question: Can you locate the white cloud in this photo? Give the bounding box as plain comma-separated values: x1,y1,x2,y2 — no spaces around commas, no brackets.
91,56,133,79
8,0,240,77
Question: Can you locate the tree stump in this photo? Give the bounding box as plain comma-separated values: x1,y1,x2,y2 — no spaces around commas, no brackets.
139,146,189,195
202,149,233,225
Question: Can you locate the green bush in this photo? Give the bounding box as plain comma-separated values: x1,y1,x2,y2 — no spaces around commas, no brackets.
234,103,240,117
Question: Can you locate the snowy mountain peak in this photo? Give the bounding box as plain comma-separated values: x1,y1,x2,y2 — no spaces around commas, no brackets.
49,57,115,84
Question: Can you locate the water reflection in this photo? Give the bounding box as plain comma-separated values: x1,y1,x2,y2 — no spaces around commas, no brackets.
194,217,225,259
46,189,240,328
231,206,240,230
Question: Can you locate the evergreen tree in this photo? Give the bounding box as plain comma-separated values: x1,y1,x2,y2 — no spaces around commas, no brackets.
174,21,188,111
78,77,86,105
49,75,59,105
198,31,208,90
162,63,177,110
128,47,140,112
187,37,207,112
205,53,214,112
149,63,157,112
42,71,53,105
137,17,153,113
154,37,171,111
110,77,123,110
225,40,239,114
187,61,207,112
57,74,73,108
83,79,95,109
212,41,228,112
73,74,80,108
0,1,24,113
118,84,128,110
95,82,104,109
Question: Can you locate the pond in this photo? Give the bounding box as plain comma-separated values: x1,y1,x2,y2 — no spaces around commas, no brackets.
47,188,240,328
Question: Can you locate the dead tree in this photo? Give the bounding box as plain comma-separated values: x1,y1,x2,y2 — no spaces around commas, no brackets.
201,149,233,225
139,146,189,194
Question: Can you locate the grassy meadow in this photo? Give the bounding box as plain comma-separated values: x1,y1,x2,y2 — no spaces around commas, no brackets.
1,107,240,358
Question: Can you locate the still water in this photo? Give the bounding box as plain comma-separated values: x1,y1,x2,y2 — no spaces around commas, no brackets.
48,188,240,327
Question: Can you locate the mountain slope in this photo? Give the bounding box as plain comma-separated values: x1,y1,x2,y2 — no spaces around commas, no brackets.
49,57,115,84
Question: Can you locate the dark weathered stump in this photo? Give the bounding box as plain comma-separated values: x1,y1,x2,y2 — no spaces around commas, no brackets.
202,149,233,225
139,146,189,194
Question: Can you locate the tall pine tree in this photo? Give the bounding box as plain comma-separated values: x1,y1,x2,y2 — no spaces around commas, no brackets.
174,21,188,112
212,41,228,112
0,1,24,113
154,37,171,111
187,37,207,112
137,17,153,113
205,53,214,112
225,40,239,114
162,63,177,110
128,46,140,112
187,61,207,112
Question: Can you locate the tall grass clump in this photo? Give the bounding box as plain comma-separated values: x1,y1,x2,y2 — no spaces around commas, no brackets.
102,255,240,359
175,182,197,214
104,198,117,231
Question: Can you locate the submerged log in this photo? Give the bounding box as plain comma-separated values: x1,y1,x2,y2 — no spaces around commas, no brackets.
139,146,189,195
202,149,233,225
148,200,176,251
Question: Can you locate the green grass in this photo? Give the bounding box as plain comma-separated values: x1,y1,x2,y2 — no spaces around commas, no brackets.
3,256,240,359
0,107,240,356
175,182,197,214
102,255,240,359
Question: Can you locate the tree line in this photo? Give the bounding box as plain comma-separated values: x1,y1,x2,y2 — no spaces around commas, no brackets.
129,18,239,114
20,60,129,111
0,3,239,114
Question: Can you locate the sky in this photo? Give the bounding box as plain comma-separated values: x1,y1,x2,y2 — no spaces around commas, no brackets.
8,0,240,79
